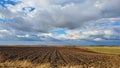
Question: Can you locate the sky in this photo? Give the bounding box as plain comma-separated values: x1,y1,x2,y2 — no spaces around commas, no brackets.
0,0,120,45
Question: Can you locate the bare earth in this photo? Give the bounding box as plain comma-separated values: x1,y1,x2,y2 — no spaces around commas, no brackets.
0,46,120,68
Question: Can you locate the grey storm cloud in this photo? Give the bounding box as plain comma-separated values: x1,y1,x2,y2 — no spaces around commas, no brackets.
100,0,120,18
1,0,120,32
0,0,120,45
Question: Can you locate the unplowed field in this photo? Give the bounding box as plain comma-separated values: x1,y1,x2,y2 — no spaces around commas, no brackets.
0,46,120,68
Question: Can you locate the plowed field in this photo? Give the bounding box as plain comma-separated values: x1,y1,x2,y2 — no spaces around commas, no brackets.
0,46,120,68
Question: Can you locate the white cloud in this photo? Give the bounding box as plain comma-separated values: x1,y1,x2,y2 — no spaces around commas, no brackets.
104,30,113,35
0,0,120,45
82,30,100,35
37,33,53,37
0,29,15,40
94,38,102,41
1,0,120,31
0,29,11,34
17,34,29,38
38,30,88,40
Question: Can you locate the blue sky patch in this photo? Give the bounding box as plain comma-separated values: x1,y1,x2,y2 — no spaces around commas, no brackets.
0,0,21,8
0,18,13,23
114,22,120,26
22,7,35,12
52,29,66,35
0,18,7,22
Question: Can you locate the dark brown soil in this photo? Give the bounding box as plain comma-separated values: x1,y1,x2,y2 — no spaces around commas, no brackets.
0,46,119,68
